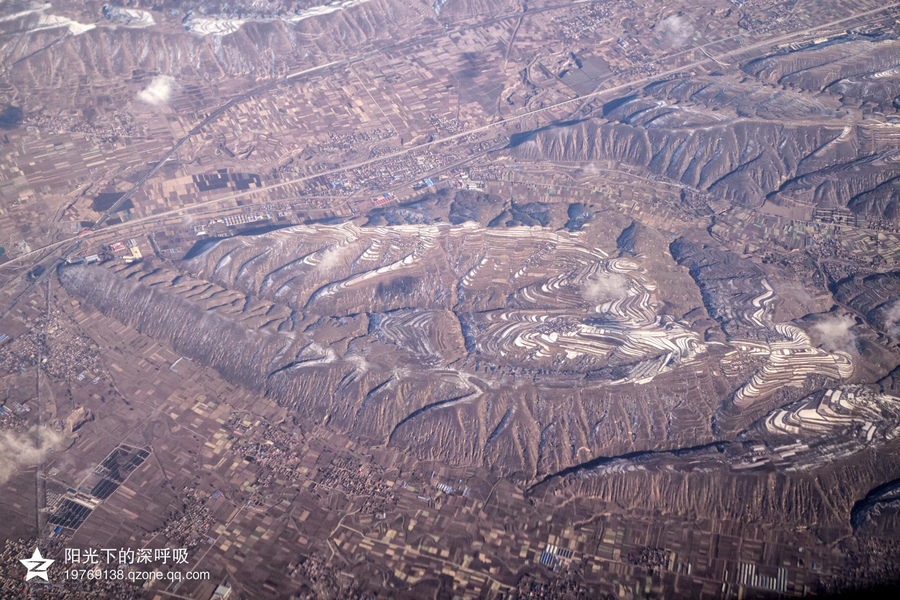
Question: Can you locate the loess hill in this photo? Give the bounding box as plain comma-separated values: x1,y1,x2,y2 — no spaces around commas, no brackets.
58,203,900,531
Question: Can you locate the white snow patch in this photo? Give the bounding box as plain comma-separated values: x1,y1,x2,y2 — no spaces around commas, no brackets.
36,13,95,35
0,4,47,23
286,0,374,23
185,0,374,36
184,16,245,36
103,6,154,28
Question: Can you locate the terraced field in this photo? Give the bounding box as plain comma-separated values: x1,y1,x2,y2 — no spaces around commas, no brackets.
60,222,861,480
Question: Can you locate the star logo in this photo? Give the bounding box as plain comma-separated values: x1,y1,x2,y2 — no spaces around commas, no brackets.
20,548,54,582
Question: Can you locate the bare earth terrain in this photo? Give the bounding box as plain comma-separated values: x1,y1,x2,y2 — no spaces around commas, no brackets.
1,0,900,598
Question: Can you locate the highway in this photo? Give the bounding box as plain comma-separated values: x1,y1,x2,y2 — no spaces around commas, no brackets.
91,0,900,228
1,0,897,320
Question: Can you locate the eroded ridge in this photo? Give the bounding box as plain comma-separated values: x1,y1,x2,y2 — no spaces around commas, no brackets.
58,223,861,475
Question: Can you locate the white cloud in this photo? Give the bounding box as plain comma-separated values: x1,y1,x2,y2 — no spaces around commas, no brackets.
883,300,900,339
582,272,630,304
0,426,63,484
812,314,856,352
316,245,345,270
657,15,694,48
138,76,174,106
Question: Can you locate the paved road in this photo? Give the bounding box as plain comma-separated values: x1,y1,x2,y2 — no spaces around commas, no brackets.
93,1,900,227
97,0,900,231
1,0,897,318
94,0,630,224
